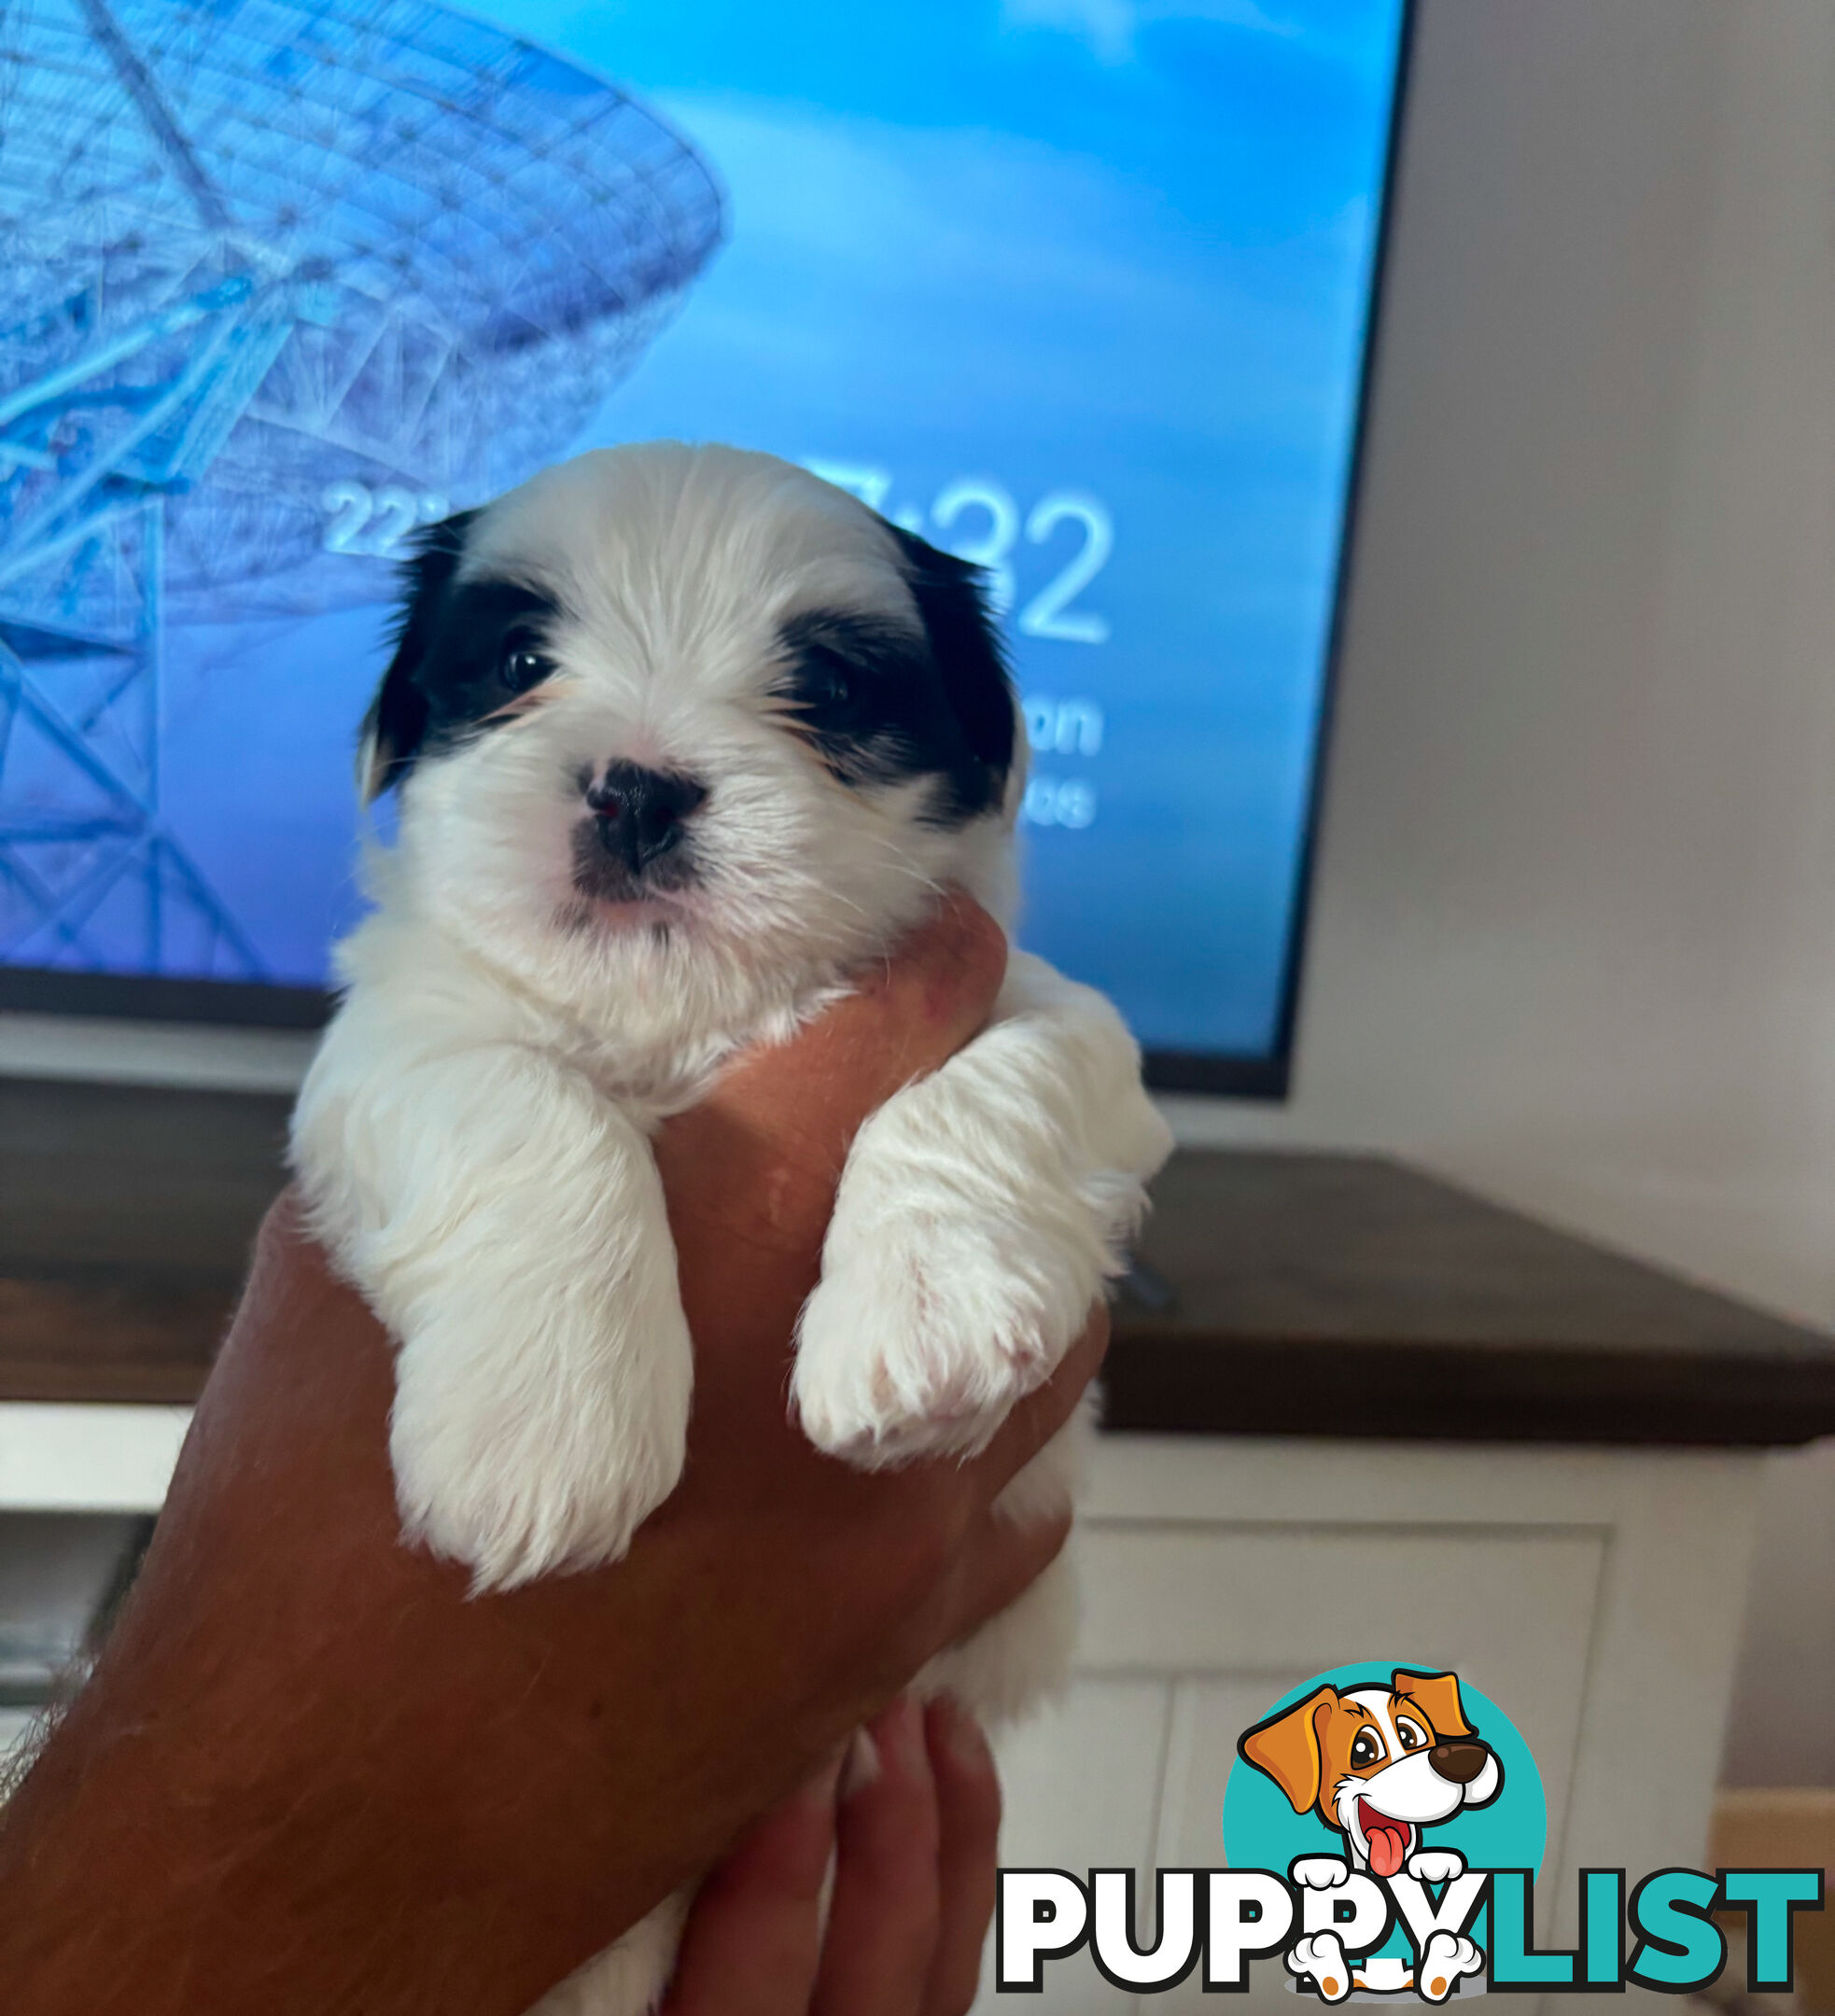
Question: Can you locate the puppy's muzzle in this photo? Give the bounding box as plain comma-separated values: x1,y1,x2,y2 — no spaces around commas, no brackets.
585,763,708,876
1428,1741,1491,1785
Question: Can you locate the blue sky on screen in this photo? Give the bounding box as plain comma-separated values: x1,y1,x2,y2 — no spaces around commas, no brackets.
114,0,1406,1058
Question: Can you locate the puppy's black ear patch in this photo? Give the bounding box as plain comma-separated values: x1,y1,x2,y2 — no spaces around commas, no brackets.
887,525,1016,808
359,511,478,800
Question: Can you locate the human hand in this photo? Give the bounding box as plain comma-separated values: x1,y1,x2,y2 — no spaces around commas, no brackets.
665,1697,1001,2016
0,897,1103,2016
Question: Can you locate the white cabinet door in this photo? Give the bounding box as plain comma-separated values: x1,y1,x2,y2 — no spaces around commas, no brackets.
983,1526,1601,2013
975,1436,1760,2016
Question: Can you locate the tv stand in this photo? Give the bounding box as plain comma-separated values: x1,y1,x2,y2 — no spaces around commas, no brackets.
5,1085,1834,2011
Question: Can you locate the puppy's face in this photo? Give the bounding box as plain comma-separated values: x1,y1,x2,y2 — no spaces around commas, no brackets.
360,443,1019,1043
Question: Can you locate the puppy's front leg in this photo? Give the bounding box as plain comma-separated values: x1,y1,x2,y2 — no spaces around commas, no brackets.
792,949,1173,1464
294,1042,689,1591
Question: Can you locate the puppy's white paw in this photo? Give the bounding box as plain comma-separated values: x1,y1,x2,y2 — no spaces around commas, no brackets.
391,1322,689,1591
792,951,1170,1468
791,1200,1094,1464
1407,1849,1466,1885
1290,1855,1353,1891
1417,1931,1483,2002
1286,1932,1352,2002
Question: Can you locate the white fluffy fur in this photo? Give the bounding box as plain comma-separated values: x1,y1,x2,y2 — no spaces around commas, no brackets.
289,443,1173,2013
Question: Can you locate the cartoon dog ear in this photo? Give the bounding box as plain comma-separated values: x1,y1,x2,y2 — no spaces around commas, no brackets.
357,510,478,802
1393,1669,1475,1740
1239,1686,1338,1814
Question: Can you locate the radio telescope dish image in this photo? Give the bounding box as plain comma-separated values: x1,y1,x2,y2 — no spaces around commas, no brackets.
0,0,723,976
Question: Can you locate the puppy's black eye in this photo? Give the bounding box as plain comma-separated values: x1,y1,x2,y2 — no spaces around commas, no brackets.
1397,1721,1426,1752
1351,1730,1382,1769
773,611,939,791
811,664,852,708
791,646,858,718
498,637,553,695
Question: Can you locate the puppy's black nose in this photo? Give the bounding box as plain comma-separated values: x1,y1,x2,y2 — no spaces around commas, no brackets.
1429,1742,1490,1785
585,763,707,874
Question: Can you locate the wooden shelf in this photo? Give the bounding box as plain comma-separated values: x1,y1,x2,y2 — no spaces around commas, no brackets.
0,1076,285,1403
1109,1151,1835,1446
6,1077,1835,1444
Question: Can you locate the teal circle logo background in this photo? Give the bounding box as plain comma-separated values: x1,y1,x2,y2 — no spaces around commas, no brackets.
1222,1662,1548,1879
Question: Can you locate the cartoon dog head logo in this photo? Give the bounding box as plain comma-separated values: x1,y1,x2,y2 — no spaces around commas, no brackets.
1239,1669,1503,1880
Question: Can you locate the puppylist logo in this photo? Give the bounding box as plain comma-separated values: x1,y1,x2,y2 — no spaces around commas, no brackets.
996,1664,1824,1999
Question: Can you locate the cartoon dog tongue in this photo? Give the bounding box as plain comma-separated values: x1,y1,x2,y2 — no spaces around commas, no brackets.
1366,1816,1409,1877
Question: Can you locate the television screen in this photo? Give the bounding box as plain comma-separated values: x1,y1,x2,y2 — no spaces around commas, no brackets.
0,0,1409,1090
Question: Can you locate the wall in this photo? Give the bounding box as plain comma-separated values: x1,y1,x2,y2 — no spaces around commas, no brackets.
1172,0,1835,1786
1,0,1827,1786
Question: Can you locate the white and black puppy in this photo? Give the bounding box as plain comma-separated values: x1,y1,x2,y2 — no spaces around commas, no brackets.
290,441,1172,2014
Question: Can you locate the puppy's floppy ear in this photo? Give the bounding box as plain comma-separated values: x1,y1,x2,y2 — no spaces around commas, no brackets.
1239,1685,1338,1814
886,525,1016,782
1393,1669,1475,1740
357,510,478,802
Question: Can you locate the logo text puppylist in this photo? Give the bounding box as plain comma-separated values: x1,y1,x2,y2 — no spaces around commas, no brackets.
995,1667,1825,2000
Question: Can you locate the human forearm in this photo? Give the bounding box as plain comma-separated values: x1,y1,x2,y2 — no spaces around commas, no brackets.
0,901,1096,2016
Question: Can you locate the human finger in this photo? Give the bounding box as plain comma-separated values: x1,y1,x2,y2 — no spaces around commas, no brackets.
962,1303,1110,1512
895,1305,1108,1655
662,1758,843,2016
812,1696,941,2016
938,1502,1073,1659
656,895,1006,1257
718,890,1008,1127
921,1699,1002,2016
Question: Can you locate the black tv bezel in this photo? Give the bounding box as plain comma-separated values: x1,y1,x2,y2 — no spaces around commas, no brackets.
0,2,1416,1101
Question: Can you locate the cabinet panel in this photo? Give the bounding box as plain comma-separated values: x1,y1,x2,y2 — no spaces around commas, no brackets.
1077,1521,1602,1896
979,1677,1170,2015
975,1522,1606,2012
1075,1524,1604,1684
